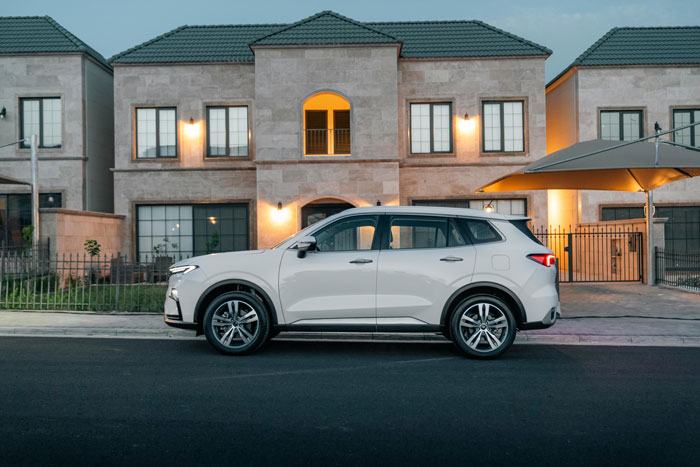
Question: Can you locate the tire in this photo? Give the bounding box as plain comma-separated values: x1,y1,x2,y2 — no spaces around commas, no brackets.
450,295,516,359
203,291,270,355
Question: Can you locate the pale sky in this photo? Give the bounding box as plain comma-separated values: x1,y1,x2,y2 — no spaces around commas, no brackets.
5,0,699,81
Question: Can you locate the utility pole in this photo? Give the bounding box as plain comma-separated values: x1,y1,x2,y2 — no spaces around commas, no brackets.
30,134,39,249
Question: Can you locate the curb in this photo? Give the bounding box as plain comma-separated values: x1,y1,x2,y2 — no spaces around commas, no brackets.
1,329,699,347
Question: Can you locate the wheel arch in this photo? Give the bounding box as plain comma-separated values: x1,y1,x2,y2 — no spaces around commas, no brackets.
440,282,527,338
194,279,278,335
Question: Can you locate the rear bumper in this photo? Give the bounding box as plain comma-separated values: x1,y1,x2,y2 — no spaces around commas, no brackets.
519,304,560,330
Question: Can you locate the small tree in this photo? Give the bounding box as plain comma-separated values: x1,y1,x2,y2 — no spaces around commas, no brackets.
84,239,101,258
21,225,34,250
206,232,220,254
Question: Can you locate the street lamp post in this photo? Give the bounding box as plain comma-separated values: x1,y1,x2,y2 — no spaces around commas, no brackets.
30,134,39,249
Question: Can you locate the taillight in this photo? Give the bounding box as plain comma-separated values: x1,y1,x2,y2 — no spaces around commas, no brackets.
528,253,556,267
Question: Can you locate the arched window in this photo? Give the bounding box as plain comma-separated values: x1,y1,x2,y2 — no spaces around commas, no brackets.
303,92,350,156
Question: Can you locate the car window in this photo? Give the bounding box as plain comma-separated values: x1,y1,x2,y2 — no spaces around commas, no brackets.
448,218,468,246
314,216,378,252
460,218,502,244
388,216,452,249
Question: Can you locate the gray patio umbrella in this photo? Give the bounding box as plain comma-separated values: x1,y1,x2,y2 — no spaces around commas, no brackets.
476,122,700,285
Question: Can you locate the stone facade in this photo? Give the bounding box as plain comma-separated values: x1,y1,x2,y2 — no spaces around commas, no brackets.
546,65,700,225
39,208,125,257
113,47,549,255
0,54,114,213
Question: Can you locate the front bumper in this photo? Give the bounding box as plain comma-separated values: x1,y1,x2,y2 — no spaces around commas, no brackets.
164,286,196,330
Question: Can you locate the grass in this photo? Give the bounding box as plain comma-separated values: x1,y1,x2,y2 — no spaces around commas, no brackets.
0,282,167,313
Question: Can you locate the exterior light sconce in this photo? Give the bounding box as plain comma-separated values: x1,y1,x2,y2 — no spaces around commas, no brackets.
188,117,194,125
277,201,283,210
0,107,5,119
463,112,469,120
484,201,495,213
376,200,381,206
184,117,200,139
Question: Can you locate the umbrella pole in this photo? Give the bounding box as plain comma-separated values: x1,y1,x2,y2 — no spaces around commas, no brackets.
646,190,654,286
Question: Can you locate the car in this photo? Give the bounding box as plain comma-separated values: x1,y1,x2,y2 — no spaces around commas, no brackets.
164,206,560,359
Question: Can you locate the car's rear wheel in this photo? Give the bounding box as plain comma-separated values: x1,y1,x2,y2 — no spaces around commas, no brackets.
450,295,516,359
203,292,270,355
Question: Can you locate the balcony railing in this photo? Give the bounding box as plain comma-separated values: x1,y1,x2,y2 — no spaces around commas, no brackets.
305,128,351,155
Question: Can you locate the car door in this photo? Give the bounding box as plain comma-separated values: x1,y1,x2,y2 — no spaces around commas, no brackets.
278,214,381,327
375,215,476,326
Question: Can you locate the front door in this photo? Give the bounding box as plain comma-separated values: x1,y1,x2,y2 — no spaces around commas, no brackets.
278,215,380,327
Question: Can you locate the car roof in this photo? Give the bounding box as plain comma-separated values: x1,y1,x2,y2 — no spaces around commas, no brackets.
335,205,528,221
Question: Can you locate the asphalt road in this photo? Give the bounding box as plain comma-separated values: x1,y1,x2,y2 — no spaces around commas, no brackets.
1,338,699,466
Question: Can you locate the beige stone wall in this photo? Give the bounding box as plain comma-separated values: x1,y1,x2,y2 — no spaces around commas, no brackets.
399,165,549,227
0,55,86,211
253,46,400,161
256,162,399,248
574,66,700,222
113,169,257,256
397,57,548,164
39,208,125,257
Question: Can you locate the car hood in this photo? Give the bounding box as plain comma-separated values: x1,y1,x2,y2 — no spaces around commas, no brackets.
171,249,267,269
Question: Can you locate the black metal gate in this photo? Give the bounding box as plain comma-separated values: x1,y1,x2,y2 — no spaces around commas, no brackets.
535,226,644,283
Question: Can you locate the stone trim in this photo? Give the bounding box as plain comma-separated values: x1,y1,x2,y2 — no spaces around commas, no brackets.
112,167,256,173
39,208,126,219
255,159,398,165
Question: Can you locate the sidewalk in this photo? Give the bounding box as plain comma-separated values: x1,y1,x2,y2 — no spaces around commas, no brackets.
1,283,700,346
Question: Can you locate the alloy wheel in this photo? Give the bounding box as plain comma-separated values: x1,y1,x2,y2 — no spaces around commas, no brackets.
210,299,260,349
458,302,509,353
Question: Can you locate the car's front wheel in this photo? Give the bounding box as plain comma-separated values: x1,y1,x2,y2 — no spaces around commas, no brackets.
450,295,516,359
203,292,270,355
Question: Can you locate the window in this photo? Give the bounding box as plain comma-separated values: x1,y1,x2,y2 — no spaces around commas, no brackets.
207,106,249,156
410,102,452,153
388,216,465,249
135,108,177,158
303,92,351,156
137,203,248,261
0,193,62,248
20,98,62,148
673,109,700,147
413,198,527,216
482,101,524,152
600,110,643,141
313,216,378,252
460,219,502,244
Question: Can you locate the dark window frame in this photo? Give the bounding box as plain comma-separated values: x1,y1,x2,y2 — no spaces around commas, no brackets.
481,100,525,153
19,97,62,149
135,107,178,159
205,105,249,157
672,109,700,147
600,110,644,141
0,192,62,248
409,102,454,154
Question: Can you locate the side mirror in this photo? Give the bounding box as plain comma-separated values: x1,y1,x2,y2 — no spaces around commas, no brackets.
296,236,317,258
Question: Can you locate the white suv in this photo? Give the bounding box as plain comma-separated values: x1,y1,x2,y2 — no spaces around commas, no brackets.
165,206,560,359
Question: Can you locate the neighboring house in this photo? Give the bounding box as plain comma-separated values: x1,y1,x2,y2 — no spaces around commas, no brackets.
0,16,115,248
110,10,551,259
546,26,700,252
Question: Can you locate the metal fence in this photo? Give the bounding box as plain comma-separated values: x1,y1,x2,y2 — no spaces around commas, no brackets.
655,248,700,291
535,225,644,283
0,248,182,312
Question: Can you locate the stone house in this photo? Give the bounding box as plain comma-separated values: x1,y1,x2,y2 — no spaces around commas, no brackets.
110,10,551,260
546,26,700,252
0,16,115,249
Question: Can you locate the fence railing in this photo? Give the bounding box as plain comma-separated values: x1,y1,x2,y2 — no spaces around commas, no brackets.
655,248,700,291
0,248,185,312
305,128,351,155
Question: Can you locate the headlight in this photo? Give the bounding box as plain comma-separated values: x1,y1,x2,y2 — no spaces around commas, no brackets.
168,265,198,275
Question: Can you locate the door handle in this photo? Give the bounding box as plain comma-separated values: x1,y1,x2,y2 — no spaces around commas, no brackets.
350,258,373,264
440,256,463,262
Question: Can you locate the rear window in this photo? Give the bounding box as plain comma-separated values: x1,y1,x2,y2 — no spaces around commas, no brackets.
460,219,502,244
509,219,542,245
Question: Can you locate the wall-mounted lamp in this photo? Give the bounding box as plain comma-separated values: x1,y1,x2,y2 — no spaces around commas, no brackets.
0,107,6,119
184,117,200,138
463,112,469,120
188,117,194,125
483,201,495,213
376,200,381,206
277,201,283,211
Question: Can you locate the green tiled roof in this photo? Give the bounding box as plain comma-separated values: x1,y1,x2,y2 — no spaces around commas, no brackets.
548,26,700,87
0,16,111,69
110,11,550,64
250,11,400,46
368,20,551,58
